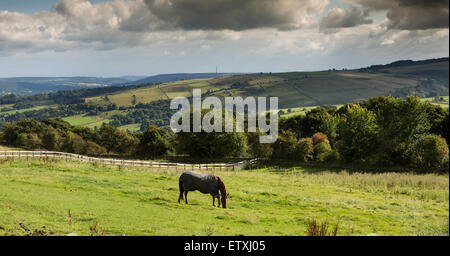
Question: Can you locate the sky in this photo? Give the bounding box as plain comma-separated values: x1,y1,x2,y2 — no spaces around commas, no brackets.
0,0,448,77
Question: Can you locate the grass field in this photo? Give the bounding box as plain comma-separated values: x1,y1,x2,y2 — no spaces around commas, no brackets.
62,114,111,129
0,159,448,236
0,105,57,116
420,96,449,109
119,123,141,132
0,145,23,150
278,105,344,118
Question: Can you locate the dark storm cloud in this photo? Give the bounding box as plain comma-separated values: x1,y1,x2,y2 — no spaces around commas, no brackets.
355,0,449,30
142,0,313,31
320,5,372,28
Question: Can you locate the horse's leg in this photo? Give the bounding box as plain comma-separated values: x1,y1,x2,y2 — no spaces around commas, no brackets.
178,180,184,204
184,191,188,204
178,191,183,204
218,196,221,208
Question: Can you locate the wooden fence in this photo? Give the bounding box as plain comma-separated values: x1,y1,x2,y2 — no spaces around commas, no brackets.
0,151,259,171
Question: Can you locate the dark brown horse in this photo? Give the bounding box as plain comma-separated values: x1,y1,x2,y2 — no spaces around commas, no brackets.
178,171,228,208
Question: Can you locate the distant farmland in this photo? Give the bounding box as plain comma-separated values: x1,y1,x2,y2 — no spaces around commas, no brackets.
83,64,444,109
1,58,448,130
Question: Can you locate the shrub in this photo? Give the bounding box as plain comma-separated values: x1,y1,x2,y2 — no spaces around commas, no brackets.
312,132,329,145
84,141,107,156
272,130,299,160
416,134,449,168
306,219,339,236
323,150,341,163
314,141,331,158
297,138,314,162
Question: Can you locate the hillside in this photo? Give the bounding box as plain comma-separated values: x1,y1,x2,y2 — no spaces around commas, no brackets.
0,77,130,97
86,58,449,109
0,73,237,97
118,73,237,86
0,57,448,131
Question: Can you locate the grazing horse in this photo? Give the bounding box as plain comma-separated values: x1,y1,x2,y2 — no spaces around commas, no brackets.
178,171,228,208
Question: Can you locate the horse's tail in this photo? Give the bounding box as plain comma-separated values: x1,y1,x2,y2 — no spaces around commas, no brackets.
217,177,228,199
179,179,184,200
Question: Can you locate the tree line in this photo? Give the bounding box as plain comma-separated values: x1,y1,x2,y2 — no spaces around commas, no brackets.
0,100,174,131
0,96,448,170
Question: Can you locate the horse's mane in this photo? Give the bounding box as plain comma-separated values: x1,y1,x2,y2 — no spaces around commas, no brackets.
217,176,228,199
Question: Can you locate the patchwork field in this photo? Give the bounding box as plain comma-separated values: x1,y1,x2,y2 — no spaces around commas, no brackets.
81,70,432,109
0,159,448,236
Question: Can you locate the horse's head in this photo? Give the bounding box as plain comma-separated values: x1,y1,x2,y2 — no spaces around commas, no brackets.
217,177,228,209
221,196,227,208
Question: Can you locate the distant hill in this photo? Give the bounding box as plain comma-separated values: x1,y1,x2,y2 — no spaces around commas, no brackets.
84,58,448,109
0,77,129,97
117,73,238,86
0,73,237,96
118,76,148,82
361,57,448,71
0,57,448,131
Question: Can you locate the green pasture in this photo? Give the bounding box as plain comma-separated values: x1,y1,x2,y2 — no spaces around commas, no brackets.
0,159,447,236
0,105,57,116
62,115,110,128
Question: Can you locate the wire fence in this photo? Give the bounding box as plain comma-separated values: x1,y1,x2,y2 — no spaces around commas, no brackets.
0,151,259,171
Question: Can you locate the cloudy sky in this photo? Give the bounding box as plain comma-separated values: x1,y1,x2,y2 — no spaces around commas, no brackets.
0,0,448,77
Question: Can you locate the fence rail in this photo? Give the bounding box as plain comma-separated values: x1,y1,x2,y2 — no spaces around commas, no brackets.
0,151,258,171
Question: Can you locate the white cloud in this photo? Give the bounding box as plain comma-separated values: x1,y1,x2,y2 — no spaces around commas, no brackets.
0,0,447,75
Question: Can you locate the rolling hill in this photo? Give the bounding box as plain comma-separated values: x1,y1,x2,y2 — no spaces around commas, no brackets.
86,57,449,109
0,77,130,97
0,57,448,131
118,73,238,86
0,73,236,97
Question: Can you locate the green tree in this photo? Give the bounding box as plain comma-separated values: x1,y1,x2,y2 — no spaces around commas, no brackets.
42,127,62,151
375,97,430,165
247,131,273,158
318,113,339,144
137,126,172,158
176,130,247,158
99,125,138,155
175,109,248,158
337,104,378,163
